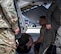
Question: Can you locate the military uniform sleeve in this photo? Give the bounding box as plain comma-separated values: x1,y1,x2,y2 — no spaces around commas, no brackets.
46,3,58,24
0,0,18,30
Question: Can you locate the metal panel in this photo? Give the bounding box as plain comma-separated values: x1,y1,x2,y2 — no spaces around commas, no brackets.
23,6,47,23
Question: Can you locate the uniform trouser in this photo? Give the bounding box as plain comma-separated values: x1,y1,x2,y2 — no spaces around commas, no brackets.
54,26,61,54
56,47,61,54
0,29,16,54
38,27,57,54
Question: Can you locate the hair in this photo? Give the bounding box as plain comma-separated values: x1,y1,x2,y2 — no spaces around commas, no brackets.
39,16,46,19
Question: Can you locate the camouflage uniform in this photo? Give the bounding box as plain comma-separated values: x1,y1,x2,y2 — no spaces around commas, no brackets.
0,0,18,54
54,26,61,54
